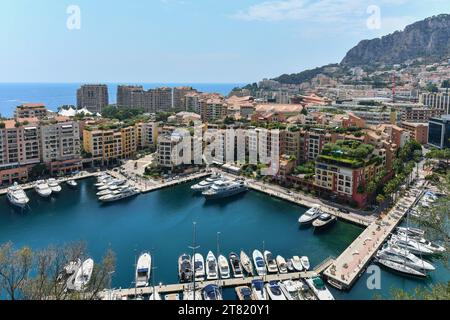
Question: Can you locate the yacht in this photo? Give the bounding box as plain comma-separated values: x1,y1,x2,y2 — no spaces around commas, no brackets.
396,227,425,239
251,280,268,300
298,279,318,300
252,250,267,276
292,256,304,272
235,286,253,301
58,259,81,284
191,174,222,192
298,205,322,224
178,254,193,283
218,255,230,279
264,251,278,273
34,180,52,198
7,183,30,208
99,187,140,203
376,245,435,271
301,256,311,271
206,251,218,280
47,178,62,193
66,180,78,188
135,253,151,287
202,284,223,301
376,258,426,277
193,253,205,281
286,259,295,272
276,256,288,274
390,235,434,256
305,277,335,300
240,251,253,276
416,238,446,254
280,280,304,300
202,180,247,200
312,213,337,229
265,281,287,300
72,258,94,291
229,252,244,278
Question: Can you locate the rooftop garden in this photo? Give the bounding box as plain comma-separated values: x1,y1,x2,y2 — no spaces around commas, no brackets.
318,140,381,168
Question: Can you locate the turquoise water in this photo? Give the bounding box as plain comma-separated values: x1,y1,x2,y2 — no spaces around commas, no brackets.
0,178,447,300
0,83,244,117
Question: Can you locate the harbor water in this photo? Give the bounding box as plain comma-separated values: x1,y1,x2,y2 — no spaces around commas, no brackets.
0,178,447,300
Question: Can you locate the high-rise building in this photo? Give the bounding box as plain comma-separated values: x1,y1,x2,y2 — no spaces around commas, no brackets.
117,85,144,108
420,93,450,114
77,84,109,114
173,87,195,111
428,115,450,149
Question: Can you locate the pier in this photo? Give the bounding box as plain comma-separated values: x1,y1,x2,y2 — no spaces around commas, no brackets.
322,181,427,290
99,257,334,300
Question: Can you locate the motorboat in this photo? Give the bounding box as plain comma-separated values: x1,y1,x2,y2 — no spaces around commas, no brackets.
202,180,247,200
99,187,140,203
305,277,334,300
376,258,426,277
235,286,253,300
265,281,286,300
301,256,311,271
280,280,304,300
191,174,222,192
229,252,244,278
7,183,30,208
178,254,193,283
34,180,52,197
264,251,278,273
240,251,253,276
206,251,219,280
286,259,295,272
135,253,151,287
291,256,303,272
276,256,288,274
298,279,317,300
390,234,434,256
202,284,223,301
72,258,94,291
194,253,205,281
298,205,322,224
47,178,62,193
252,250,267,276
66,180,78,188
312,213,337,229
376,245,435,271
218,255,230,279
251,280,268,300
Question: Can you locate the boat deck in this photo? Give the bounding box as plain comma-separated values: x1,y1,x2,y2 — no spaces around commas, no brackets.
99,257,334,300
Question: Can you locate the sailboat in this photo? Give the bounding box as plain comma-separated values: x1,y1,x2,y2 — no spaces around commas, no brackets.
240,251,254,276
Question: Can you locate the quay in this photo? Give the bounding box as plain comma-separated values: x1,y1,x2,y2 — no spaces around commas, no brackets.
322,180,427,291
99,257,335,300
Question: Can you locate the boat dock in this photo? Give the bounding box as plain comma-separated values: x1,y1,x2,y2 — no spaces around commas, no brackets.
99,257,334,300
322,182,427,291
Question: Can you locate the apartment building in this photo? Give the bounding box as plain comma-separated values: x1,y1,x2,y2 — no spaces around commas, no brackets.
117,86,179,113
135,122,158,150
300,129,336,162
15,104,48,119
40,120,82,175
200,98,228,122
420,93,450,114
77,84,109,114
400,122,429,145
173,87,196,111
400,106,443,123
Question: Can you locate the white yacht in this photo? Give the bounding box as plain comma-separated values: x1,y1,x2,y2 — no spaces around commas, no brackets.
305,277,335,300
47,178,62,193
240,251,253,276
202,284,223,301
376,245,435,271
416,238,446,254
66,180,78,188
251,280,268,300
206,251,219,280
218,255,230,279
280,280,304,300
376,258,426,277
396,227,425,239
276,256,288,274
99,187,140,203
191,174,222,192
301,256,311,271
229,252,244,278
72,258,94,291
264,251,278,273
135,253,152,287
390,235,434,256
7,183,30,208
202,180,247,200
298,205,322,224
194,253,205,281
292,256,304,272
252,250,267,276
312,213,337,229
34,180,52,198
265,281,287,300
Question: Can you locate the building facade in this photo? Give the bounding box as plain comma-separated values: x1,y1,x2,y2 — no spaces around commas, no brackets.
428,115,450,149
77,84,109,114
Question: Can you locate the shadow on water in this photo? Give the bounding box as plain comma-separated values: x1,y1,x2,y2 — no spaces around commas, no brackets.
202,192,248,208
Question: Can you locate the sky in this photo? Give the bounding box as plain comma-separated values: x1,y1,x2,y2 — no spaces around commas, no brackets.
0,0,447,83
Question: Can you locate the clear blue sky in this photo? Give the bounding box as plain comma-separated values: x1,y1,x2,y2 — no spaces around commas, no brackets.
0,0,447,83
